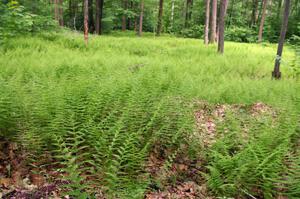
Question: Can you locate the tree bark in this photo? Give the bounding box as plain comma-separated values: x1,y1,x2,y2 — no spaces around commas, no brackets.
156,0,164,36
276,0,282,21
251,0,259,26
59,0,64,26
184,0,193,28
204,0,210,45
138,0,144,37
84,0,89,45
122,0,128,31
209,0,217,44
258,0,268,42
218,0,228,54
272,0,290,79
88,0,95,33
95,0,104,34
171,0,175,27
54,0,59,23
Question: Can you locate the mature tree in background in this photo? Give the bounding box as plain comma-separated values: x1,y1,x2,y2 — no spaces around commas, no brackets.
218,0,229,54
171,0,175,27
59,0,63,26
54,0,59,22
156,0,164,36
84,0,89,45
8,0,299,43
276,0,282,21
273,0,291,79
258,0,268,42
204,0,210,45
185,0,193,28
251,0,259,27
88,0,95,32
95,0,104,34
209,0,217,44
138,0,144,36
122,0,128,31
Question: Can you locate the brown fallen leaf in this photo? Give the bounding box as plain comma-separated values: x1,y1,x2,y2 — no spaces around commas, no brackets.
0,178,13,188
12,171,22,187
30,173,45,187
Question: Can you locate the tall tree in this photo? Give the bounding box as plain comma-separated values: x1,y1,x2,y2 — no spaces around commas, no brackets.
204,0,210,45
258,0,268,42
209,0,217,44
54,0,59,23
59,0,64,26
122,0,128,31
276,0,282,20
156,0,164,36
171,0,175,25
251,0,259,26
272,0,291,79
84,0,89,45
185,0,193,27
95,0,104,34
88,0,94,32
138,0,144,36
218,0,229,54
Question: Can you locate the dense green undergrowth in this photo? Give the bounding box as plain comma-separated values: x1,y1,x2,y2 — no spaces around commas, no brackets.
0,31,299,198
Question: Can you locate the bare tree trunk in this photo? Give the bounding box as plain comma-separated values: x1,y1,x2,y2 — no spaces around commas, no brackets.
276,0,282,21
218,0,228,54
59,0,64,26
84,0,89,45
209,0,217,44
88,0,95,33
138,0,144,37
54,0,59,23
156,0,164,36
272,0,290,79
251,0,259,26
258,0,268,42
171,0,175,23
204,0,210,45
95,0,104,35
122,0,128,31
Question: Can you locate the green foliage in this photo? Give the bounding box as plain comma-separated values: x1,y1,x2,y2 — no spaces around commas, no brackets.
206,110,298,198
0,32,299,197
0,0,55,41
225,27,257,43
179,25,204,39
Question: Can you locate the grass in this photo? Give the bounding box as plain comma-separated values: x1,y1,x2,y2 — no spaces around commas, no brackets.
0,30,299,198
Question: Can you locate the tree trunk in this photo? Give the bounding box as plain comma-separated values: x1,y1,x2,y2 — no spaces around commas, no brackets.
54,0,59,23
84,0,89,45
251,0,259,26
156,0,164,36
59,0,64,26
122,0,128,31
69,0,73,27
204,0,210,45
138,0,144,37
171,0,175,27
272,0,290,79
227,0,235,27
258,0,268,42
276,0,282,21
184,0,193,28
95,0,104,34
88,0,94,33
209,0,217,44
218,0,228,54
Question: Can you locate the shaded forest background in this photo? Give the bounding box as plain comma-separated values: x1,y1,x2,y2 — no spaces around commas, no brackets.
1,0,300,43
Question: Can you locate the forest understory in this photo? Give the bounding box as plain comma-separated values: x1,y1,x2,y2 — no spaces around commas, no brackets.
0,32,299,199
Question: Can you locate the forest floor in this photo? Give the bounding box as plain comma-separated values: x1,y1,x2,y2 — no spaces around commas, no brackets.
0,31,299,198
